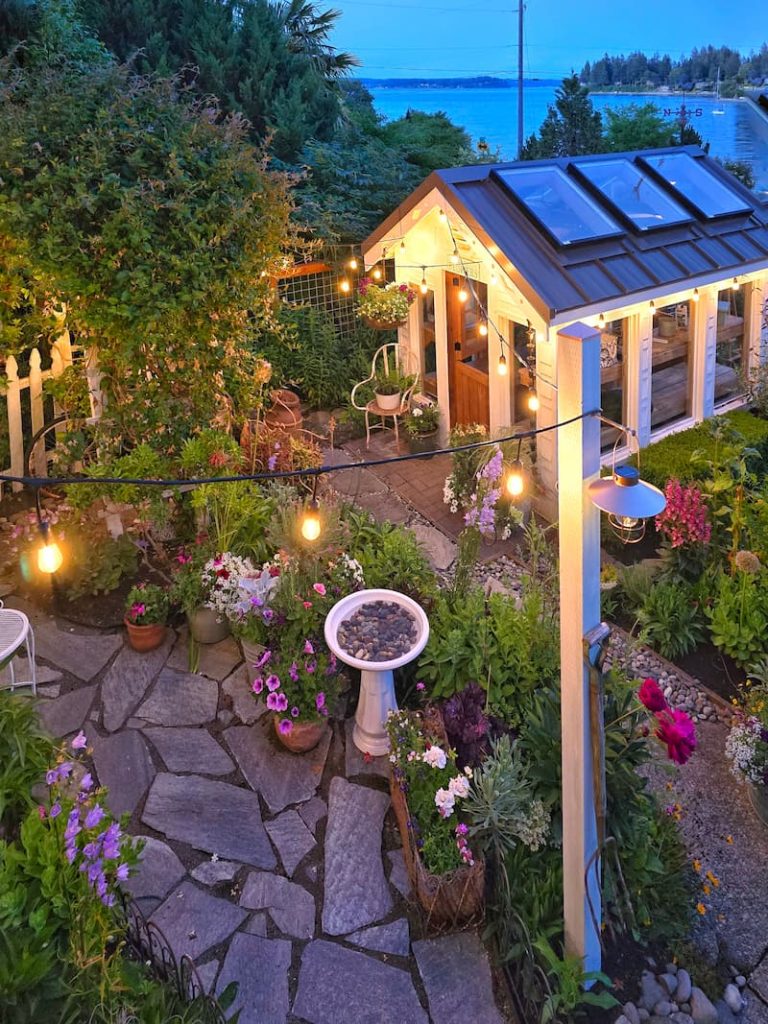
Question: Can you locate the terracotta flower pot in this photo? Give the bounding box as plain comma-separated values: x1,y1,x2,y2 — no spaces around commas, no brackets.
124,618,167,653
187,607,230,645
273,715,328,754
264,388,302,436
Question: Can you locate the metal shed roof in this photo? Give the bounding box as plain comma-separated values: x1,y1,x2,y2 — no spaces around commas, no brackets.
362,147,768,320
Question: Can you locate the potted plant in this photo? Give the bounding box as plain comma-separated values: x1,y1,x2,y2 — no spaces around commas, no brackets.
172,548,254,645
229,564,281,669
386,708,484,925
373,369,404,412
252,644,341,753
124,583,169,652
405,402,440,452
357,278,416,330
725,669,768,825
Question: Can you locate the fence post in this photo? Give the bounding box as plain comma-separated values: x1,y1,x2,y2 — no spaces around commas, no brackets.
6,356,23,492
84,346,103,421
29,347,45,478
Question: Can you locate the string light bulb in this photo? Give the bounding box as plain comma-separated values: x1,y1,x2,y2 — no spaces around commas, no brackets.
450,247,460,265
692,288,699,302
339,278,350,294
527,389,540,413
400,240,406,251
458,283,469,303
36,519,63,574
300,497,322,543
732,277,740,291
598,313,605,329
497,352,508,376
505,460,525,499
649,300,655,311
348,257,358,271
490,269,498,286
372,267,382,281
479,321,488,337
438,209,447,222
420,269,428,296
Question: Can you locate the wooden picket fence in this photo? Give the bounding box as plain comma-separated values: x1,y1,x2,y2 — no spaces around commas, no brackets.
0,332,98,495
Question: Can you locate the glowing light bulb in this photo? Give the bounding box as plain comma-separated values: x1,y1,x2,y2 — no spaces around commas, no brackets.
479,322,488,337
527,390,540,413
598,313,605,329
372,267,382,281
692,288,699,302
420,278,428,296
438,209,447,222
450,248,460,265
649,300,655,311
348,257,358,271
400,240,406,251
339,279,350,294
505,461,525,498
497,353,508,376
38,540,63,574
490,270,498,286
300,501,321,543
458,285,469,303
732,277,740,291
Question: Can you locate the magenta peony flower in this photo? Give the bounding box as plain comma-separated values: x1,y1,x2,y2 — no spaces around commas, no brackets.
638,677,668,713
655,709,697,765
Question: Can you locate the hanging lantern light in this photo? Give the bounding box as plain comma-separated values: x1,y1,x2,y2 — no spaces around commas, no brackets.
37,530,63,574
372,267,382,281
505,459,525,498
348,257,358,271
588,465,666,544
300,498,322,543
490,269,498,286
438,208,447,222
527,389,540,413
420,268,428,296
497,352,508,376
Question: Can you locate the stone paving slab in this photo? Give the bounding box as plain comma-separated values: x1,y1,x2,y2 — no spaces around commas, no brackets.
355,490,410,525
142,773,276,869
346,919,410,957
265,809,316,877
149,881,247,962
222,666,266,725
195,959,219,995
142,727,234,776
37,685,97,737
134,668,219,727
0,659,61,688
7,596,123,681
410,523,457,571
191,858,241,886
292,939,428,1024
386,848,411,899
102,635,175,732
298,795,327,835
245,914,268,937
167,628,242,682
240,871,315,940
344,718,390,779
91,730,156,817
123,836,186,902
322,777,391,935
224,720,330,814
413,932,504,1024
216,933,290,1024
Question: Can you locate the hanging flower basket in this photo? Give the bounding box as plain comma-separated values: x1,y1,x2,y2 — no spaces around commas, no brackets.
364,316,407,331
389,772,485,926
358,279,416,330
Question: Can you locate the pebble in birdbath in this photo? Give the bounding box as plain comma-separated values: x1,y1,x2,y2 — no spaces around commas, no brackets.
337,601,419,662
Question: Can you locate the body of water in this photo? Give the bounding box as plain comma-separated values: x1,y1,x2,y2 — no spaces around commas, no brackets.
369,82,768,196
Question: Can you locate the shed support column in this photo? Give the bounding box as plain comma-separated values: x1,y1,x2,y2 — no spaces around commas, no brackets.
697,287,718,421
635,310,653,448
749,277,768,371
556,323,602,976
534,328,558,521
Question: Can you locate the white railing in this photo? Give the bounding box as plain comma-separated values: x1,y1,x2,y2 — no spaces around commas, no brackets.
0,330,92,494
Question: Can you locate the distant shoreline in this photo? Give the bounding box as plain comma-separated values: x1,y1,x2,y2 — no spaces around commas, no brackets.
358,77,752,101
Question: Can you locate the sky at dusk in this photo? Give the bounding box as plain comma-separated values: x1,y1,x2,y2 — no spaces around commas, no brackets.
329,0,767,79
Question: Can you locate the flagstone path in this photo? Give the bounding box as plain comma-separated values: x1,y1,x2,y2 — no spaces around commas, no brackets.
8,592,507,1024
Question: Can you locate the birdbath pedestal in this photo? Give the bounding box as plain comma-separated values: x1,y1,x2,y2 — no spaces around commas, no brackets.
324,588,430,756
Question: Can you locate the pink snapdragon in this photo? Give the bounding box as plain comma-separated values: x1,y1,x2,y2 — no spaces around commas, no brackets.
655,479,711,549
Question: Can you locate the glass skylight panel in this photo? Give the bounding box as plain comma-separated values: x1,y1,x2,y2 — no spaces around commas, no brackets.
642,153,751,218
493,166,622,245
574,158,691,231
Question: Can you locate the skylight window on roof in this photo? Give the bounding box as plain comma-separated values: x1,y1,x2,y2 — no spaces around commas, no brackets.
641,153,751,218
493,166,622,246
574,158,691,231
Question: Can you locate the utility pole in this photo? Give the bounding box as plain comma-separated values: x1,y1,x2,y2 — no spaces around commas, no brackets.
517,1,524,158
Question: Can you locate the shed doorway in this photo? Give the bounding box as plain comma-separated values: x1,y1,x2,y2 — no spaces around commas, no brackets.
445,273,490,429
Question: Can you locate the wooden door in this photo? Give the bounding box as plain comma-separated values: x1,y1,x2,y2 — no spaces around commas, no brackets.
445,273,490,429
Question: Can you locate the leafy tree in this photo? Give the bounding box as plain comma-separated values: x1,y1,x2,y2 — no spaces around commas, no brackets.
521,74,603,159
717,159,756,190
0,2,293,453
603,103,675,151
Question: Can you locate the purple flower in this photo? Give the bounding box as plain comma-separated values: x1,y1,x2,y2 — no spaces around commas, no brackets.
84,804,105,829
289,661,299,682
305,659,316,675
87,859,104,884
46,769,58,785
266,691,281,711
58,762,73,779
250,595,264,608
256,649,272,669
71,731,87,751
275,692,288,712
116,863,129,882
96,874,108,899
252,676,264,695
315,692,326,711
101,893,116,907
303,640,314,655
262,608,274,624
291,706,300,717
266,673,281,692
82,841,100,860
267,455,278,471
49,802,61,818
416,681,425,691
456,822,469,836
80,772,93,792
278,718,293,735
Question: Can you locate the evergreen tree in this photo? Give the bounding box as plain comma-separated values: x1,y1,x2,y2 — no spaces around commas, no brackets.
521,75,603,159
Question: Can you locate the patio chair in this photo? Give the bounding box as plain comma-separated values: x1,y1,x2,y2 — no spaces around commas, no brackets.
0,603,37,695
351,343,420,448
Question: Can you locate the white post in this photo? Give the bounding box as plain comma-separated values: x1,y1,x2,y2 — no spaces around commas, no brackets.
28,348,45,478
556,322,602,974
6,355,23,493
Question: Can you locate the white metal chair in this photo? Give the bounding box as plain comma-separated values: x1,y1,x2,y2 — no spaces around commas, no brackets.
351,343,420,448
0,604,37,695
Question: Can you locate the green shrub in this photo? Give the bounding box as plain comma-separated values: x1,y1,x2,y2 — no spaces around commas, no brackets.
636,578,706,660
637,411,768,489
0,693,53,838
343,508,438,604
707,569,768,668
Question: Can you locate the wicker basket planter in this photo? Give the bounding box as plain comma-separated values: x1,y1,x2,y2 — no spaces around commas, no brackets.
389,770,485,927
364,316,406,331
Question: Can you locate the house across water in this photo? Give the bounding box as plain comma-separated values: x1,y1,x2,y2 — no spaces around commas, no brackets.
362,146,768,507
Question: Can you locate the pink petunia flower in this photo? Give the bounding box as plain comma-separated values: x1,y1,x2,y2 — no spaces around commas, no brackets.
274,692,288,712
278,718,293,735
266,674,281,692
266,691,281,711
252,676,264,694
312,583,326,596
315,692,326,711
304,640,314,655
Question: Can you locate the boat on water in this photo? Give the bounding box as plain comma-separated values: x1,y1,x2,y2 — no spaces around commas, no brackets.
713,67,725,115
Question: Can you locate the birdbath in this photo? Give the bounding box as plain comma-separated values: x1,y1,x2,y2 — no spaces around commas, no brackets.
325,588,430,756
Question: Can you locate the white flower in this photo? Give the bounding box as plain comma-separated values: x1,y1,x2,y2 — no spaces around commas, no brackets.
448,775,470,799
422,745,447,770
389,754,397,764
211,853,219,862
463,765,473,778
412,407,423,417
434,788,455,818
